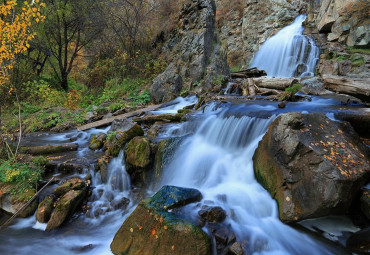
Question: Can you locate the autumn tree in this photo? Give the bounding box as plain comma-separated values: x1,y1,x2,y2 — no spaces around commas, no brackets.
0,0,44,158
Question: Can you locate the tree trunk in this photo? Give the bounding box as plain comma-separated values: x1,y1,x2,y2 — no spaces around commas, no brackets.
323,75,370,102
61,73,68,91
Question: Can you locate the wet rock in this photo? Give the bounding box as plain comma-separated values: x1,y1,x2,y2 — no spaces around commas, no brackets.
19,199,39,218
109,119,135,132
278,102,286,109
301,77,330,96
360,188,370,220
97,156,109,183
89,133,107,150
227,242,243,255
54,178,87,197
154,137,185,188
111,197,130,210
125,137,152,184
199,206,227,223
36,196,54,223
253,112,370,222
57,158,90,174
110,185,209,255
71,244,95,253
104,124,144,157
46,189,87,230
147,121,165,139
346,227,370,254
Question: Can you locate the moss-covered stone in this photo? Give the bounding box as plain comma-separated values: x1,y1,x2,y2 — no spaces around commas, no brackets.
36,196,54,223
154,137,184,188
105,124,144,157
125,137,151,168
110,185,209,255
89,133,106,150
19,199,39,218
46,189,87,230
54,178,86,197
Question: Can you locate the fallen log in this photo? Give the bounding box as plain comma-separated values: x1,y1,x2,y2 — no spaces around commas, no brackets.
231,67,267,79
20,143,78,155
258,88,282,96
323,75,370,102
252,77,299,90
133,113,183,124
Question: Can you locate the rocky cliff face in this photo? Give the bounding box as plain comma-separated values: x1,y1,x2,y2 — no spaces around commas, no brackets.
216,0,369,73
150,0,229,103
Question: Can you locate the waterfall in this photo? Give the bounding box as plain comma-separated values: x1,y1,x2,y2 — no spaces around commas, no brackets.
160,111,335,254
250,15,319,78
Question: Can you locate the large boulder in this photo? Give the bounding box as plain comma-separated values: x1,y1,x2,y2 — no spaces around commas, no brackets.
125,137,153,185
150,0,229,103
110,185,210,255
104,124,144,157
253,112,370,222
46,189,87,230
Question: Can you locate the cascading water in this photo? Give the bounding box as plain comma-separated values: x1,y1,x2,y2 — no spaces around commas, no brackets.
159,110,338,254
250,15,319,78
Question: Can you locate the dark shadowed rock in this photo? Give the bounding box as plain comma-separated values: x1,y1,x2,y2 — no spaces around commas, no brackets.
346,227,370,254
110,185,209,255
360,188,370,220
97,156,109,183
253,112,370,222
199,206,227,223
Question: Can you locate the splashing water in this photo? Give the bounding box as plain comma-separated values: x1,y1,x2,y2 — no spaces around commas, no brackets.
251,15,319,78
160,110,337,254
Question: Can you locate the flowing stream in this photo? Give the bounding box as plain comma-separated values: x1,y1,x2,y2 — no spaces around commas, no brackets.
0,95,363,254
251,15,319,78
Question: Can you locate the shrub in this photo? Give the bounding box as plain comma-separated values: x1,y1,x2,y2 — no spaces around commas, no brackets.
280,83,302,101
0,160,44,202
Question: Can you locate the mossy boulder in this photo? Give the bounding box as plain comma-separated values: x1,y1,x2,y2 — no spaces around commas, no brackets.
105,124,144,157
253,113,370,222
36,196,54,223
46,189,87,230
154,137,185,188
125,137,153,185
54,178,86,197
110,185,209,255
89,133,107,150
18,199,39,218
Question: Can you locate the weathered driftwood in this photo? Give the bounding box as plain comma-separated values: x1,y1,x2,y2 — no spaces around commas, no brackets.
77,104,162,131
230,67,267,79
252,77,299,90
248,78,256,97
258,88,282,96
20,143,78,155
323,75,370,102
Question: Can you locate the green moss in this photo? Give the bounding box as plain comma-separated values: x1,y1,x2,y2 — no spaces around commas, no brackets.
348,47,370,55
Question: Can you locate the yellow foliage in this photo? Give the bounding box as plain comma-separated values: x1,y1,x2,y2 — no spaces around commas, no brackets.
0,0,45,86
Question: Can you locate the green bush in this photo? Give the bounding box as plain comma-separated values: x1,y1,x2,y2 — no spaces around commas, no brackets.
280,83,302,101
0,160,44,202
